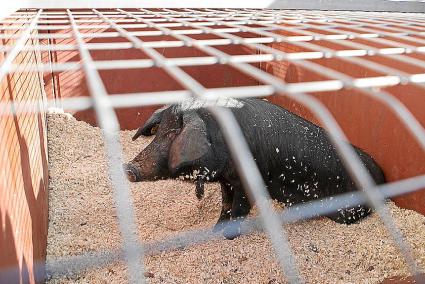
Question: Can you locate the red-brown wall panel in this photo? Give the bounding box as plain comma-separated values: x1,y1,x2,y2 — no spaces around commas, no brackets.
265,40,425,216
0,23,48,284
42,28,261,130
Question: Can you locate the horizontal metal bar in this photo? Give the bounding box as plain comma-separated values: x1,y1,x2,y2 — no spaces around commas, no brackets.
0,85,276,115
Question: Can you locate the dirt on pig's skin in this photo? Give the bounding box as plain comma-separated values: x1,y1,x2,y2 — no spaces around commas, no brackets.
46,113,425,284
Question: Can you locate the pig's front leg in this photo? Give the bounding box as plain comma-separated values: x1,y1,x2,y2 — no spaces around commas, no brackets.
223,185,251,240
213,182,233,232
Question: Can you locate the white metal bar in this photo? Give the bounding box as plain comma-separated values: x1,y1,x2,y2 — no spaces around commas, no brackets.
66,9,145,284
0,85,274,115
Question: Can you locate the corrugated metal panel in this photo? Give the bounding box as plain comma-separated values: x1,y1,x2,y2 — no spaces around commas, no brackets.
0,17,48,284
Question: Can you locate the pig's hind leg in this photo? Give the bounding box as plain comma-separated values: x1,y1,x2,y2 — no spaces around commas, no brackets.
213,182,233,232
223,185,251,240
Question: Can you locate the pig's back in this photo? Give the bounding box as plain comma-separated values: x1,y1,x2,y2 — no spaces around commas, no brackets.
229,98,384,195
232,98,333,171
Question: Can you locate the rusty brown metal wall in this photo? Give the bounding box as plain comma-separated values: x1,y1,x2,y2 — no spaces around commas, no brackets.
264,40,425,216
42,27,261,129
0,26,48,283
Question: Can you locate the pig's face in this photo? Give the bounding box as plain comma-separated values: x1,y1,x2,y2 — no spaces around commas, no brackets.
123,106,217,185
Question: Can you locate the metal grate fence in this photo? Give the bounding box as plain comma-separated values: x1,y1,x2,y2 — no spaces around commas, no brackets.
1,7,425,283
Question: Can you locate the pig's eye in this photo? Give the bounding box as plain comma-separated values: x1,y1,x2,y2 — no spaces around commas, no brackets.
150,125,159,135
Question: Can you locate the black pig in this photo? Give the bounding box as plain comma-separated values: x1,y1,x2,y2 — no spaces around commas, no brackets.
123,98,385,238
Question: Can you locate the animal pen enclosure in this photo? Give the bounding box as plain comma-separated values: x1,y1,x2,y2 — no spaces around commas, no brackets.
1,1,425,283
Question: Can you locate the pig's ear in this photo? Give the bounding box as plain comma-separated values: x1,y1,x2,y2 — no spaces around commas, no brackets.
168,112,210,174
132,106,168,141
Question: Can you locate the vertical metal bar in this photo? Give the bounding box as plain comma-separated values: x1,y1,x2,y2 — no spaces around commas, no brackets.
66,9,145,284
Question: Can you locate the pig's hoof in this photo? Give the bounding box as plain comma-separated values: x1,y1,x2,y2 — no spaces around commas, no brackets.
223,220,242,240
212,221,226,233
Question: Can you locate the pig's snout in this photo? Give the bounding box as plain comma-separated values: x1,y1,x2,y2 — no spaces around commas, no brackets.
123,163,142,182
